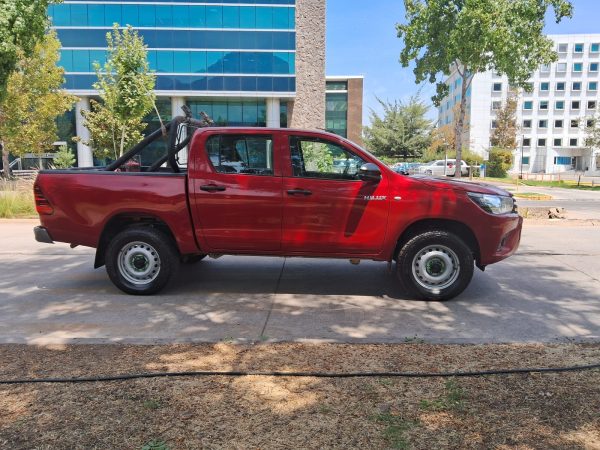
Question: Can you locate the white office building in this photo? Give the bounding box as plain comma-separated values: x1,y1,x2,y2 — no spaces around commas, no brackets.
438,34,600,174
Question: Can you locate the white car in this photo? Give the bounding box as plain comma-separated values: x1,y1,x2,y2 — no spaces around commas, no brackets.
419,159,469,177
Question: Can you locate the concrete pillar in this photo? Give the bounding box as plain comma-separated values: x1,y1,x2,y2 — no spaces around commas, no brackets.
75,97,94,167
171,96,188,165
266,98,281,128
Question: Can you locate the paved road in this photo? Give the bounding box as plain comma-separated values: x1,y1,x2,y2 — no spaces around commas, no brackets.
0,219,599,345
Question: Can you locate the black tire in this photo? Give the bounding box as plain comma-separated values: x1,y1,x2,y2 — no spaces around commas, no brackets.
396,230,474,301
182,254,207,264
105,226,180,295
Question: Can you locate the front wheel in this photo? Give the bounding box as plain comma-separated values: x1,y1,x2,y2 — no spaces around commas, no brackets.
396,231,474,301
105,226,180,295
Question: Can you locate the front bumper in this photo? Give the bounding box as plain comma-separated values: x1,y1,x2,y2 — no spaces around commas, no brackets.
34,226,54,244
479,215,523,266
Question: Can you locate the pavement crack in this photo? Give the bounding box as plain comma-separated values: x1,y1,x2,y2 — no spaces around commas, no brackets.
256,257,286,342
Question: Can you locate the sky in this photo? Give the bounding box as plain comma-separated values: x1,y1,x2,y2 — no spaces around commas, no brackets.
325,0,600,125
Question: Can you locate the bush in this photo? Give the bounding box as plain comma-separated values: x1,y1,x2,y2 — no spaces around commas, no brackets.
53,145,76,169
487,148,513,178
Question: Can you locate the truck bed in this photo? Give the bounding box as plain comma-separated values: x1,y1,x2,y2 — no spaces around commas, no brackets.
35,170,199,255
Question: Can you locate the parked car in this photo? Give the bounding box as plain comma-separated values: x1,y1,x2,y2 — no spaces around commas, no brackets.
33,116,521,301
419,159,469,177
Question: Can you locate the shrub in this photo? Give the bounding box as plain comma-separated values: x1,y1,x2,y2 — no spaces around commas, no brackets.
487,148,513,178
53,145,76,169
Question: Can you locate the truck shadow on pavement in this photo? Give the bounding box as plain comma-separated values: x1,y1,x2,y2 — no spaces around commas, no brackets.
0,252,598,344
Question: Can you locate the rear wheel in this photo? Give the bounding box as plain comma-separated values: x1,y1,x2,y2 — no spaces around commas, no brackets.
396,230,474,301
105,226,179,295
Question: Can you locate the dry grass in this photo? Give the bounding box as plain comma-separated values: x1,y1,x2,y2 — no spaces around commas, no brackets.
0,178,36,219
0,343,599,450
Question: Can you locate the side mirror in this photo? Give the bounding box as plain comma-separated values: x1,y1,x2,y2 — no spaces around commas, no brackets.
358,163,382,182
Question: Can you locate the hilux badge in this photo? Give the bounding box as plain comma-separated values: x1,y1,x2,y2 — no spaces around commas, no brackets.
364,196,387,201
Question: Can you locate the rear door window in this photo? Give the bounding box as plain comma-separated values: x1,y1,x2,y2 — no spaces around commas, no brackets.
206,134,274,176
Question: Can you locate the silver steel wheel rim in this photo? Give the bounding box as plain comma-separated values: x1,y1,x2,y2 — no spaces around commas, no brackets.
412,245,460,293
117,241,161,286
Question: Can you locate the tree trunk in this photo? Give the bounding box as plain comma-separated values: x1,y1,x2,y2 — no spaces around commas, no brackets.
1,141,12,179
454,72,470,179
119,126,126,158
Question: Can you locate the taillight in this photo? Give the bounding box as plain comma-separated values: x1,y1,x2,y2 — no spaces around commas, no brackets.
34,185,54,215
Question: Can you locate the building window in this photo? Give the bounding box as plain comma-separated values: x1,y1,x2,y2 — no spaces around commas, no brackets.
540,64,551,74
589,81,598,91
492,82,502,92
592,43,600,53
523,119,532,128
554,119,564,128
574,43,584,53
554,156,572,165
555,100,565,110
539,119,548,128
569,138,578,147
556,63,567,73
523,101,533,110
491,101,501,110
556,82,565,91
572,100,580,110
554,138,562,146
540,82,550,91
571,119,579,128
539,100,549,110
325,81,348,91
587,119,595,128
572,81,582,91
573,62,583,72
523,138,531,147
588,100,597,110
590,62,599,72
491,120,498,129
538,138,547,146
522,156,530,165
558,43,568,53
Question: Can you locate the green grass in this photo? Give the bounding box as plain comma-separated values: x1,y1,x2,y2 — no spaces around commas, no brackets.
419,379,465,412
0,190,36,218
141,440,169,450
373,413,418,449
481,177,600,190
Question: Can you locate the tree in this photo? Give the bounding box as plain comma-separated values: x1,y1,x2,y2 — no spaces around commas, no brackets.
0,0,57,177
0,31,76,173
490,95,519,149
363,96,432,160
397,0,573,177
78,25,155,160
583,111,600,171
53,144,75,168
487,148,513,178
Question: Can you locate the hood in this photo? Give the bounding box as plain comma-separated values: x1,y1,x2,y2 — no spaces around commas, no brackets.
410,174,513,196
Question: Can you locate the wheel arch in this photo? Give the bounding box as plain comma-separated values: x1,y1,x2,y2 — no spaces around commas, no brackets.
393,219,481,266
94,213,179,268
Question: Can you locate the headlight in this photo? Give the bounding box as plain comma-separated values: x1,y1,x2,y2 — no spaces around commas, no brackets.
467,192,514,215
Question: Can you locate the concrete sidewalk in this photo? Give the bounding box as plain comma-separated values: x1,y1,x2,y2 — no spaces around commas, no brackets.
0,220,599,345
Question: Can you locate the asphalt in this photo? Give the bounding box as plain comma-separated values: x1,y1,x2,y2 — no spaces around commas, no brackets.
1,202,599,345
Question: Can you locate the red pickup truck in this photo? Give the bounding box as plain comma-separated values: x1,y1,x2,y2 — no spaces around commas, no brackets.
33,113,522,301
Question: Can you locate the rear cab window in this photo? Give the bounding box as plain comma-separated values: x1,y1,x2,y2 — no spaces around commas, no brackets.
206,134,274,176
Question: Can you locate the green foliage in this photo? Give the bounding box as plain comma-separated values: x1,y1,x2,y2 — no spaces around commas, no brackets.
78,25,155,160
0,31,76,177
397,0,573,175
421,147,483,167
0,0,56,102
490,95,518,149
141,440,169,450
419,379,465,412
487,147,514,178
363,96,432,160
0,179,35,218
53,144,76,168
302,141,334,172
373,413,419,449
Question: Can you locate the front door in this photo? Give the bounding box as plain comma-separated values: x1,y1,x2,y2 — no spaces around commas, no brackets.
282,135,389,255
190,132,283,252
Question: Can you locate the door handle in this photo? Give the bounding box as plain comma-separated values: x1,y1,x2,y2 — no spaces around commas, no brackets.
287,189,312,196
200,184,227,192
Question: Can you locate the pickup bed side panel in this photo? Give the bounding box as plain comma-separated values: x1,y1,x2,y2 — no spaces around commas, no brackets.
36,172,199,254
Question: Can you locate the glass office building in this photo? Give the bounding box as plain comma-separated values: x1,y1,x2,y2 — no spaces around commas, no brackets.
49,0,306,166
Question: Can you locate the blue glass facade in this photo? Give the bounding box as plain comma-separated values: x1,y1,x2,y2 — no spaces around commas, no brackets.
50,0,297,94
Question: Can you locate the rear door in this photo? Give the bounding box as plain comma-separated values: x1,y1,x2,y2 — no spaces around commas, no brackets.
281,134,389,255
189,131,283,252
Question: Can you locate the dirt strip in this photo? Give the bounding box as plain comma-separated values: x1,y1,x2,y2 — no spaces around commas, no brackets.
1,343,599,449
